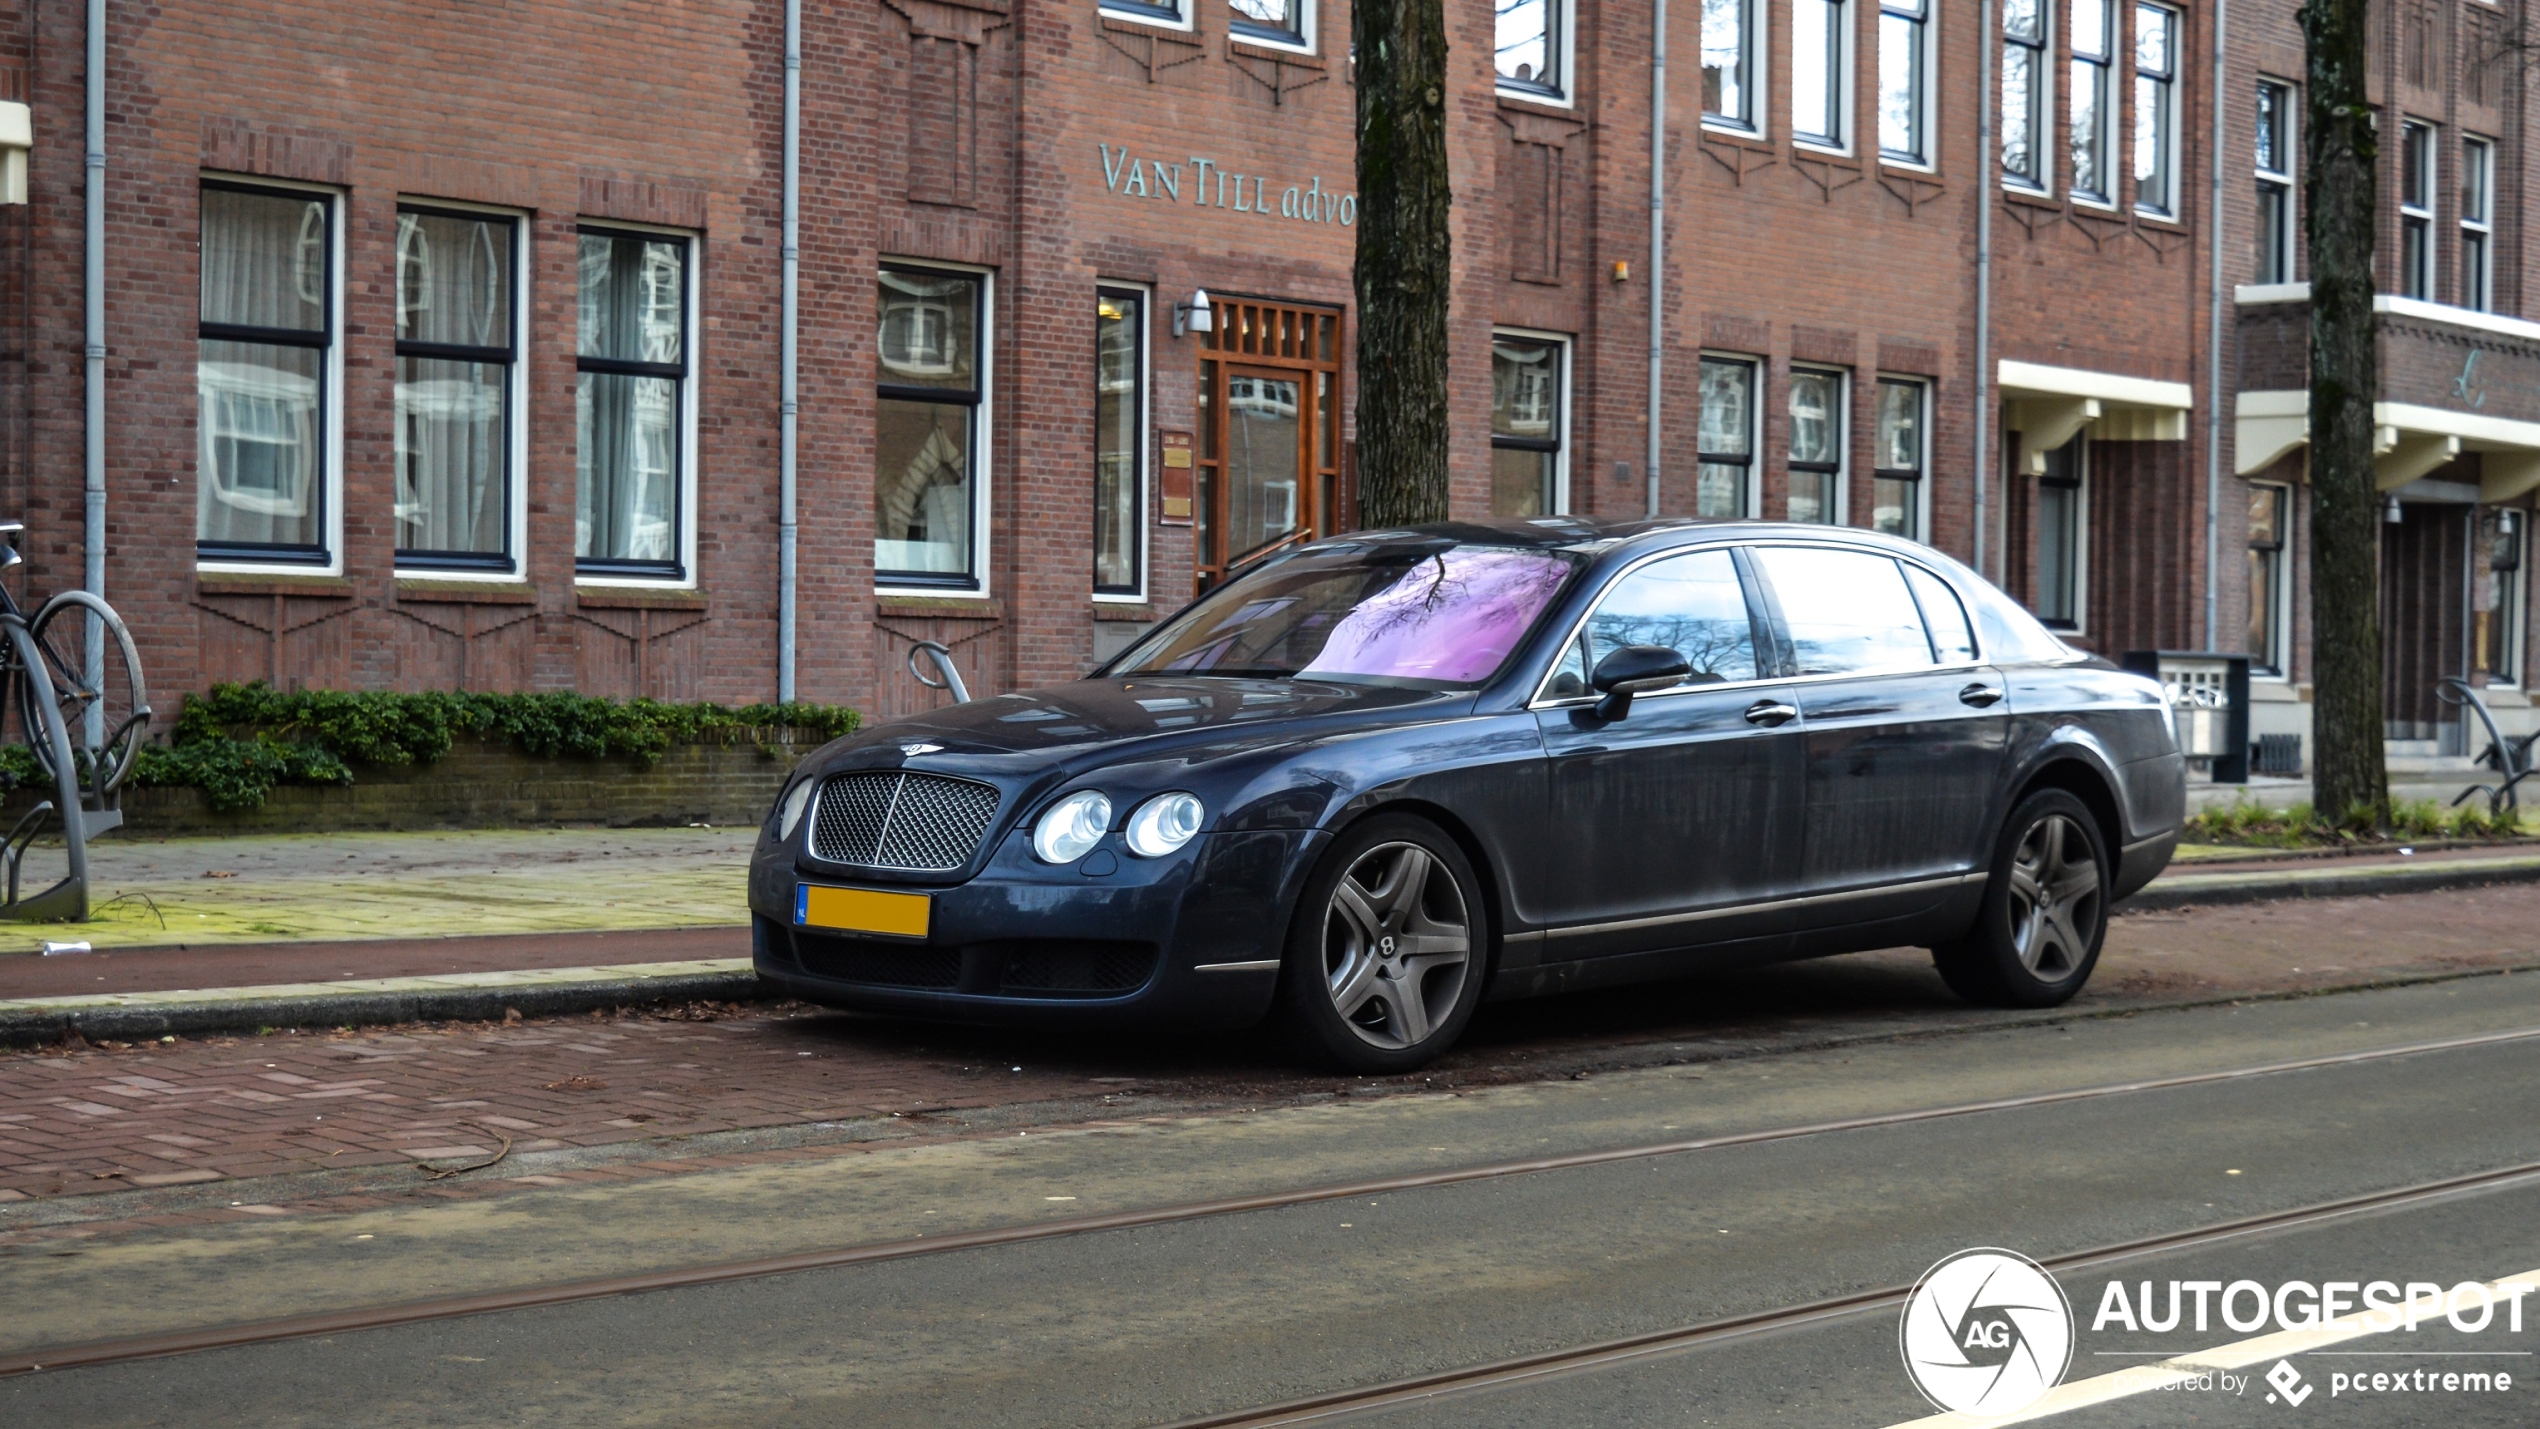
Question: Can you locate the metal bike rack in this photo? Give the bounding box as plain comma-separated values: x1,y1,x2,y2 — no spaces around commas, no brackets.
0,527,149,923
908,641,973,704
2439,677,2537,817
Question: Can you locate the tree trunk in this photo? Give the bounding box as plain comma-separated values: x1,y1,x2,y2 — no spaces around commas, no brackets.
2301,0,2389,827
1352,0,1452,528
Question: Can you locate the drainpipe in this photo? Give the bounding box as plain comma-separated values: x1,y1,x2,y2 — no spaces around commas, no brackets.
1646,0,1667,517
1973,0,1995,578
2202,0,2228,649
777,0,801,703
83,0,105,732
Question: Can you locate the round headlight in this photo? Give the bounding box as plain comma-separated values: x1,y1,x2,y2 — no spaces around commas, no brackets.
1032,790,1113,864
775,779,816,841
1124,792,1206,857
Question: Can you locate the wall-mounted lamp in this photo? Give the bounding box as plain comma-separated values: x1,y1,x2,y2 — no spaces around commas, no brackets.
1611,260,1630,283
2385,495,2406,524
1173,289,1214,339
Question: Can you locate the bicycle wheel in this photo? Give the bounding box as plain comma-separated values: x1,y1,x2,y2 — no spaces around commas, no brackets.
22,589,151,797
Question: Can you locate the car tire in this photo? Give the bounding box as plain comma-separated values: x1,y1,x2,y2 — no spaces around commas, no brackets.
1931,789,2110,1009
1276,815,1491,1073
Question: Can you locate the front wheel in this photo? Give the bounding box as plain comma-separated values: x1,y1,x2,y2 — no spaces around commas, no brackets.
1275,815,1490,1073
1931,789,2109,1008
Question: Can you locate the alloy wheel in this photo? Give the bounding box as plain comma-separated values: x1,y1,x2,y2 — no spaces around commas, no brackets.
1321,841,1473,1050
2006,813,2101,978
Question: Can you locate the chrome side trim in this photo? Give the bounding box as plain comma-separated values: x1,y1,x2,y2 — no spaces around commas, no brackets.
1543,870,1985,941
1193,959,1283,973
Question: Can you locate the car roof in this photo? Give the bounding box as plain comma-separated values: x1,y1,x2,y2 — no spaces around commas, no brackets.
1316,516,1941,563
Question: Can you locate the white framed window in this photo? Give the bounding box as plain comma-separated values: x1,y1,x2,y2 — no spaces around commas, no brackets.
1878,0,1932,165
1489,329,1570,516
2035,434,2087,630
2245,481,2291,676
1872,377,1929,541
2481,509,2525,686
2069,0,2115,203
877,261,993,593
197,179,344,572
577,225,698,584
1786,367,1846,524
1793,0,1851,149
1095,285,1148,600
1102,0,1191,32
2132,3,2179,217
2254,80,2296,284
2002,0,2051,190
1497,0,1572,102
1702,0,1761,131
2400,120,2435,300
1697,354,1759,517
1229,0,1312,52
396,204,528,578
2462,136,2495,313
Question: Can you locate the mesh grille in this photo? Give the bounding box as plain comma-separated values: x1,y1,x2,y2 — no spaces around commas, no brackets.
792,931,963,989
809,772,1002,871
993,941,1159,995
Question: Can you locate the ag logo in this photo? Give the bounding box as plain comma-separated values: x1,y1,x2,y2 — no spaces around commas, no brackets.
1899,1248,2075,1416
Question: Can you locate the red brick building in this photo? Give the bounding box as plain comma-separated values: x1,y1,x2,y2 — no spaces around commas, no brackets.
0,0,2528,764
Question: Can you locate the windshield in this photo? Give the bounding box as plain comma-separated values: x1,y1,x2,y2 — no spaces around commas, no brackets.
1112,543,1582,686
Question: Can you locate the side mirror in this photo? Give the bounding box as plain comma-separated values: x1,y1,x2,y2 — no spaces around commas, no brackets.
1590,645,1692,720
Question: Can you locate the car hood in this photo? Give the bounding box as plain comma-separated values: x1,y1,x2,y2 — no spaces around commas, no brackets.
809,676,1473,777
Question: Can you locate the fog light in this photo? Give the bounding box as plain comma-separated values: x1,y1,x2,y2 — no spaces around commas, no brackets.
1125,792,1205,857
1032,790,1113,864
774,779,815,840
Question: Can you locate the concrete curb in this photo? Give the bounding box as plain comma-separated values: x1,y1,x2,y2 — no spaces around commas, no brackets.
0,964,772,1048
9,853,2539,1046
2122,854,2540,912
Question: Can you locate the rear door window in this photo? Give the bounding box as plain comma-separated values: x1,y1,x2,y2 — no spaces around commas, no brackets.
1750,546,1935,675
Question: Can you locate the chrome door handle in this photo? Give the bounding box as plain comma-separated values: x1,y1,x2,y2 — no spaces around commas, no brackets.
1744,700,1799,727
1958,683,2004,708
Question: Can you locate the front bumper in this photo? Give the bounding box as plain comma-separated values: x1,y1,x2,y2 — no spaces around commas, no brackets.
747,824,1315,1030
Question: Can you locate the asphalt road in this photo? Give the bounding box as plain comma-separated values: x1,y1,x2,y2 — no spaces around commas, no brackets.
6,968,2540,1426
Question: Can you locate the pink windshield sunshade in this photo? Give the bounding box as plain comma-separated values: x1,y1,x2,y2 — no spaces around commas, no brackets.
1301,548,1573,683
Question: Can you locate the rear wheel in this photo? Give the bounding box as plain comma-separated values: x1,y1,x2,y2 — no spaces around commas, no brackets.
22,591,151,797
1931,789,2109,1008
1276,815,1489,1073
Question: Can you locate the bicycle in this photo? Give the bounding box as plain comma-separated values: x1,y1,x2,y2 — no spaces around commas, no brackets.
0,521,150,922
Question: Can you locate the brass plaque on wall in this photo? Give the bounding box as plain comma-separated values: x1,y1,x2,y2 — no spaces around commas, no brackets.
1159,430,1195,524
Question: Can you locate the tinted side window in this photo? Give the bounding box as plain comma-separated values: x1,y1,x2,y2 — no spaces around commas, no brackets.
1580,549,1759,687
1902,564,1977,663
1752,546,1934,675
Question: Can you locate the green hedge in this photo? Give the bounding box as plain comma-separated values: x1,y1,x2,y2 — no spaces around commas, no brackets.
0,683,860,813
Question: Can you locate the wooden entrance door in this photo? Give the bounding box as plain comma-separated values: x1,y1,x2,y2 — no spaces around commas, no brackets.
1196,299,1343,590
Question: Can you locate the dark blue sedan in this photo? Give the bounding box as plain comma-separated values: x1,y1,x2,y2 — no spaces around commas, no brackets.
749,519,2185,1071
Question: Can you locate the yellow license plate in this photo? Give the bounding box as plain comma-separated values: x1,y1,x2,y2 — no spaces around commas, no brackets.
794,884,931,939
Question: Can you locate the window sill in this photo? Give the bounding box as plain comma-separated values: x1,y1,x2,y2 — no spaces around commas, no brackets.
2134,209,2185,228
1792,139,1853,160
1494,84,1572,112
879,595,1004,620
1878,156,1939,177
2001,184,2063,212
1227,33,1317,61
197,573,354,599
397,579,538,606
1091,602,1157,621
1700,120,1769,146
2071,195,2120,214
1097,4,1192,32
576,586,709,612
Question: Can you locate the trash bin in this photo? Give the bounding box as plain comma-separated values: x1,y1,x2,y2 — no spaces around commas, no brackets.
2120,651,2250,783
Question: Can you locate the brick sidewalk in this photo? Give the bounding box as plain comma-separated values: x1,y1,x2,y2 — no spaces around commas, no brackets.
7,881,2540,1222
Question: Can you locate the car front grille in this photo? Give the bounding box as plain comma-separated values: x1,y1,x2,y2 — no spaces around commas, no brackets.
809,771,1002,871
790,931,964,989
778,931,1158,999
